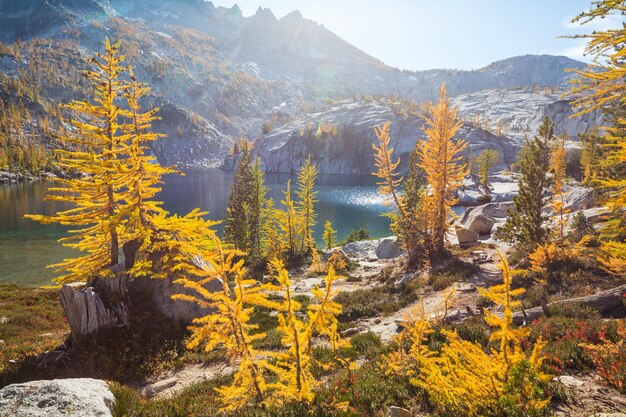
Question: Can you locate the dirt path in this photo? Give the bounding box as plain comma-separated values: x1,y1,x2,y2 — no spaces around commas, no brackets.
356,243,506,342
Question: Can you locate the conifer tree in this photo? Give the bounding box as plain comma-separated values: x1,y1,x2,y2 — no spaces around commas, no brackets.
417,83,468,255
279,180,299,259
567,0,626,276
174,243,275,411
249,158,269,265
551,135,568,244
267,260,347,405
372,121,424,265
475,149,499,189
296,157,318,254
224,147,254,252
26,38,129,284
322,220,337,251
498,116,554,250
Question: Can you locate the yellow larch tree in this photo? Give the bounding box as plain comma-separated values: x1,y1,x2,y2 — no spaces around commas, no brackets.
551,135,568,245
266,259,347,406
26,38,129,284
417,83,468,256
385,251,550,417
173,243,276,411
296,157,318,254
322,220,337,251
266,258,315,404
372,120,422,264
117,69,178,274
278,179,299,259
566,0,626,277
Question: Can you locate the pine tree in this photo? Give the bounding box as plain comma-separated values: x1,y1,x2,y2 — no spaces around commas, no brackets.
249,158,269,265
224,147,254,253
296,157,318,254
322,220,337,251
475,149,499,189
26,38,129,284
417,83,468,255
498,116,553,251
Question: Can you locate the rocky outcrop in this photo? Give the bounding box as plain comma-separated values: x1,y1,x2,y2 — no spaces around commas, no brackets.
0,378,115,417
252,98,518,175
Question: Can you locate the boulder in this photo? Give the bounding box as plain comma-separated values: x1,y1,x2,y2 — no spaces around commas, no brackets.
0,378,115,417
341,239,379,260
130,259,222,327
465,213,495,236
388,405,413,417
564,185,595,211
376,237,405,259
455,226,479,246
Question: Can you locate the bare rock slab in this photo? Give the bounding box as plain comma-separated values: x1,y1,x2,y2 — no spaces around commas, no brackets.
0,378,115,417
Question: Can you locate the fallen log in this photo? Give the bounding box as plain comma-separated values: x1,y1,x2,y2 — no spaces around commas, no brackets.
512,284,626,326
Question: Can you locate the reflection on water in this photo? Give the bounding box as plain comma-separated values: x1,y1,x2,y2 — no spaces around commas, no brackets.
1,169,393,286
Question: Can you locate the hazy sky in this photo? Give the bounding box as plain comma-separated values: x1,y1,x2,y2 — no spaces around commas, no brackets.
211,0,624,71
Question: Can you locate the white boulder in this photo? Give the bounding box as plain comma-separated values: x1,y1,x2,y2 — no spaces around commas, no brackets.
0,378,115,417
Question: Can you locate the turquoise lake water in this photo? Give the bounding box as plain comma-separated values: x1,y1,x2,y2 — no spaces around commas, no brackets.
0,169,396,286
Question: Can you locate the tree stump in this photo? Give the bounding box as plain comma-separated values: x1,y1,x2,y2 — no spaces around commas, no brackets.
59,272,130,342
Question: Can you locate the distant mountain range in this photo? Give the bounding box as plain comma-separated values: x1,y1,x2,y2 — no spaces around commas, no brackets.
0,0,600,172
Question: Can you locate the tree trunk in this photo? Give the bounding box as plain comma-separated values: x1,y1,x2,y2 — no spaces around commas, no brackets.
513,284,626,326
60,271,130,343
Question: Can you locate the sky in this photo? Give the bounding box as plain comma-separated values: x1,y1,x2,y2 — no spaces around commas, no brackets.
211,0,624,71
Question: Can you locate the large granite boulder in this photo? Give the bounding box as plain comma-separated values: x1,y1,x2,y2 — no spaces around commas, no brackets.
130,257,221,327
465,213,495,236
564,185,595,211
341,239,379,260
455,226,479,246
376,237,405,259
0,379,115,417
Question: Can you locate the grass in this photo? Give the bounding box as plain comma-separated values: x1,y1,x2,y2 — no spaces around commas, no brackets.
0,285,68,379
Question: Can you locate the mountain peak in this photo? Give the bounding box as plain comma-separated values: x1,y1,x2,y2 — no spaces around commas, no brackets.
253,6,276,21
281,10,303,21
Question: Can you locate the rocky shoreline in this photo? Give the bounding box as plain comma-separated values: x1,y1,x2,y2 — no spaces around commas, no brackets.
0,171,59,185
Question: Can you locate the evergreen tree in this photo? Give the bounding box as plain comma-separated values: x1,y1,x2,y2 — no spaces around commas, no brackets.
224,147,254,253
417,83,468,256
498,116,554,250
476,149,499,189
249,158,268,265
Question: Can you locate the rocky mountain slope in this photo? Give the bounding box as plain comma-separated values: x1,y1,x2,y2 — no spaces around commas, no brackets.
0,0,597,170
247,89,602,175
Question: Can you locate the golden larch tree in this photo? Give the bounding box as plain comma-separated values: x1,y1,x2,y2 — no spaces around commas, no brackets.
296,157,318,254
417,83,468,255
26,38,129,284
